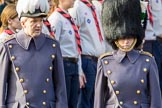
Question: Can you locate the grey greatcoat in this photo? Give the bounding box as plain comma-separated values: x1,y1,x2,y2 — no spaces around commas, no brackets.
94,49,162,108
0,30,68,108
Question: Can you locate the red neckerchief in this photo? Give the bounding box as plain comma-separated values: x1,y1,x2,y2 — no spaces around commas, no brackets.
81,0,103,42
43,19,55,38
56,8,82,53
4,29,14,35
147,1,153,26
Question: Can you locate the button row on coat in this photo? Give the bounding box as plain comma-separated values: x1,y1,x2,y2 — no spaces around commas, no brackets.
24,89,48,105
26,102,47,106
104,59,150,106
43,52,52,106
115,90,141,95
119,100,139,105
41,49,55,106
9,43,56,107
25,90,48,106
140,58,149,84
143,58,150,73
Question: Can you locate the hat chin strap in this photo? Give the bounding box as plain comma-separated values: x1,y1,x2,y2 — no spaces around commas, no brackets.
115,38,137,52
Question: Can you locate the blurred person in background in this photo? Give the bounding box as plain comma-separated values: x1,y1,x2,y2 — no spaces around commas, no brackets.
0,4,21,42
143,0,162,93
69,0,107,107
48,0,81,107
42,0,57,37
0,0,18,27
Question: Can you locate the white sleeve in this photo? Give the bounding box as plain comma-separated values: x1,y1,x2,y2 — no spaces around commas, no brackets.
48,12,62,41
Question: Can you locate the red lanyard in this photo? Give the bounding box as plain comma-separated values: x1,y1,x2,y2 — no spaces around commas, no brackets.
147,1,153,26
57,8,82,53
4,29,14,35
81,0,103,42
43,19,55,38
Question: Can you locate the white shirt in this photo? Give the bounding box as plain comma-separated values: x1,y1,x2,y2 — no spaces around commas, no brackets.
145,0,162,40
69,0,107,57
42,24,51,36
48,9,83,74
0,31,14,42
42,18,52,36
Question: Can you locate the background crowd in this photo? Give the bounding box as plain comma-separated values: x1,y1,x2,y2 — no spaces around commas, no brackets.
0,0,162,107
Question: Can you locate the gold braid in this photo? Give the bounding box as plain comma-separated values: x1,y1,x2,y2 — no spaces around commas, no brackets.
115,38,137,52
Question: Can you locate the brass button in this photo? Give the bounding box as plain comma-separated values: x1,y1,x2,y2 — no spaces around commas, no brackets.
143,68,147,72
46,78,50,82
26,102,30,106
51,55,55,59
8,45,13,49
107,70,112,75
133,101,138,105
43,90,47,94
42,102,46,105
19,78,24,83
111,80,115,85
141,79,145,84
49,66,53,71
24,90,28,94
115,90,120,95
136,90,141,94
52,44,56,48
104,60,108,65
11,56,16,60
15,67,20,72
119,101,123,105
146,59,150,62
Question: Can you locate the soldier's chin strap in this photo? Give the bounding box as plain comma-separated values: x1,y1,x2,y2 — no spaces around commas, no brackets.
115,38,137,52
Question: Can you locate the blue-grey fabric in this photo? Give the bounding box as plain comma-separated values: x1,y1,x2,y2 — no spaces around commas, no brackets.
63,60,79,108
143,40,162,93
94,49,162,108
77,56,97,108
0,30,68,108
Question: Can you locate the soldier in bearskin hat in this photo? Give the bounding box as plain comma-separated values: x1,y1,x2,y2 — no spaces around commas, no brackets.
0,0,68,107
94,0,162,107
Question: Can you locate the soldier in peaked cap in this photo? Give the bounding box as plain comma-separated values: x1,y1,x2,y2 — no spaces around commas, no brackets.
0,0,68,107
94,0,162,108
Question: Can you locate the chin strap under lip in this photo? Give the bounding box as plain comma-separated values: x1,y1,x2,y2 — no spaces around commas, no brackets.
115,38,137,52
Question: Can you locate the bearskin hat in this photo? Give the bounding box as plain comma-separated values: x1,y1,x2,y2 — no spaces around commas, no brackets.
16,0,49,18
102,0,144,49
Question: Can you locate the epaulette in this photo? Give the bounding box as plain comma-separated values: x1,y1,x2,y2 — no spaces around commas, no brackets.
99,52,113,59
139,50,153,57
0,35,15,43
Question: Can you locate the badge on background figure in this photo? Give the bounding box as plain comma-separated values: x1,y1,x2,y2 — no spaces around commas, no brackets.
87,19,91,24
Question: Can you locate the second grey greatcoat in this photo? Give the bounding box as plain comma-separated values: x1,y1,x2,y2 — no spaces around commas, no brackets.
94,49,162,108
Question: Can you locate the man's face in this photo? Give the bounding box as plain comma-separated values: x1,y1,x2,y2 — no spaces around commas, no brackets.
21,17,43,37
